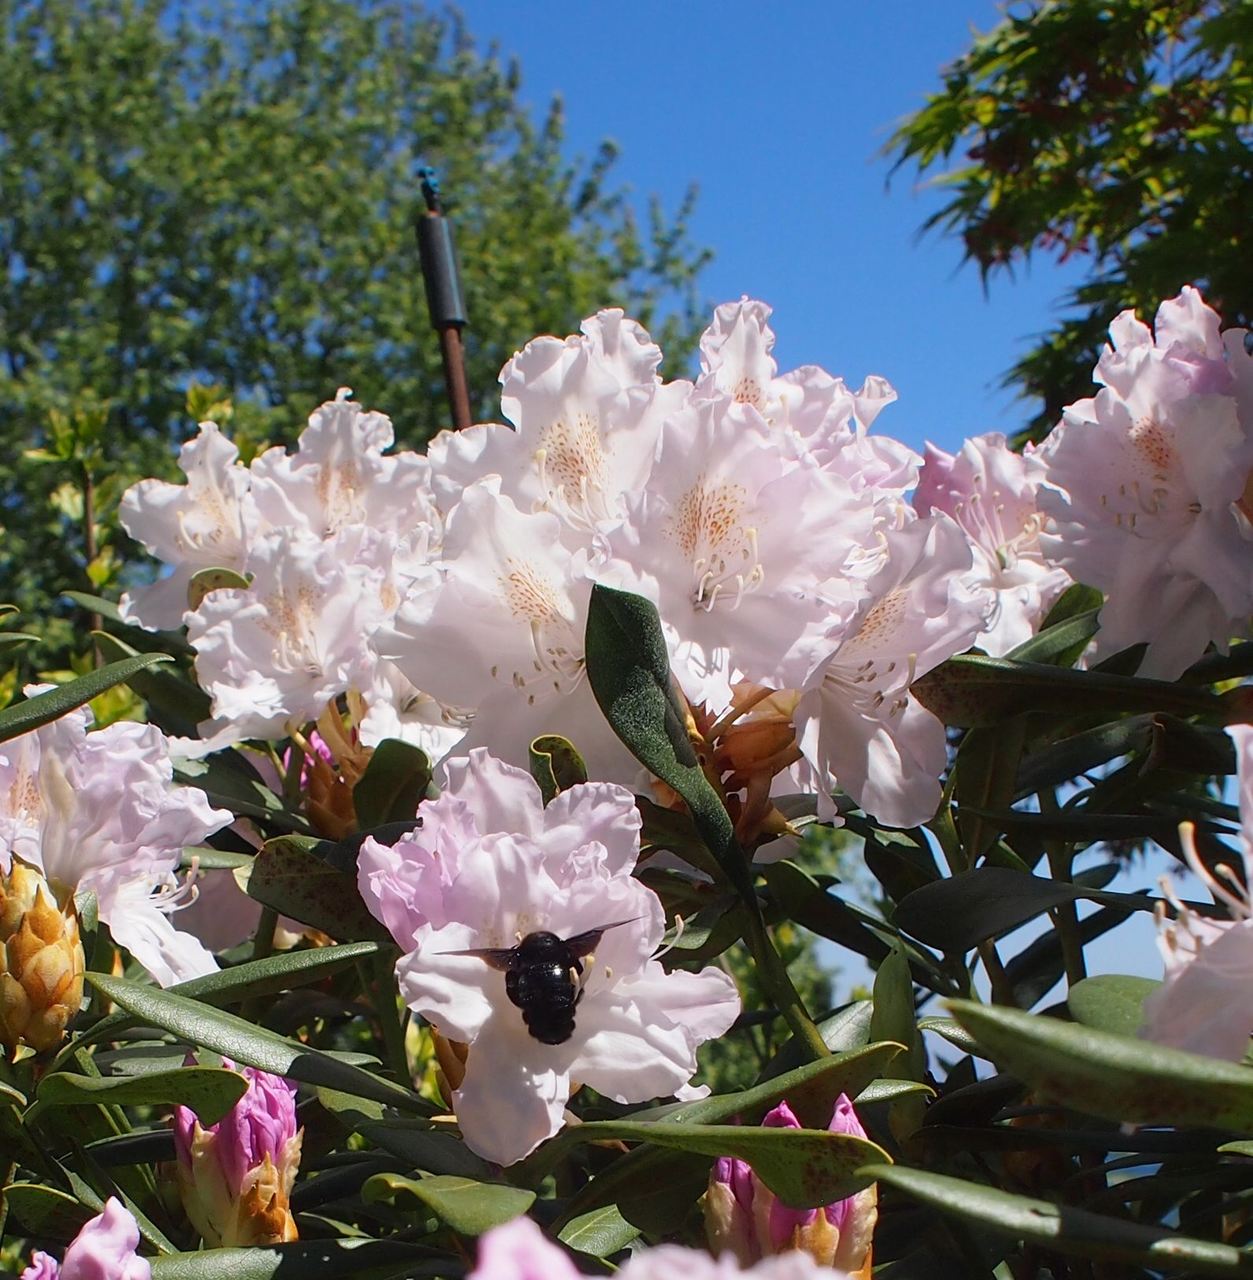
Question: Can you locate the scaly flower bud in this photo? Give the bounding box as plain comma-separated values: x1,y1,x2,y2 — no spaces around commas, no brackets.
0,861,85,1054
20,1196,150,1280
704,1095,877,1276
172,1057,303,1246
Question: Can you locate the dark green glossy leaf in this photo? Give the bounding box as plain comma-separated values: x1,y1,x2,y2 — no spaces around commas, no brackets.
950,998,1253,1130
93,630,212,733
37,1066,247,1125
0,653,173,744
244,835,391,943
864,1163,1253,1274
956,717,1027,859
187,566,251,609
352,738,431,828
912,652,1226,729
85,972,424,1112
362,1173,534,1235
528,734,588,804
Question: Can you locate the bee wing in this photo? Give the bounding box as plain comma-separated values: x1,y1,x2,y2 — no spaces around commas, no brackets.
563,918,641,958
438,946,517,972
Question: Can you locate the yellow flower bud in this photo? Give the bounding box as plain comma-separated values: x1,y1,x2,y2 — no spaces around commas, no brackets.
0,861,85,1054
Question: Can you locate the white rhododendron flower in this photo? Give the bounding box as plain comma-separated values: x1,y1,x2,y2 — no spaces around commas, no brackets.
0,697,232,984
1037,286,1253,678
249,389,438,542
188,527,395,745
384,480,636,779
914,432,1071,655
795,517,991,828
427,309,686,541
597,395,876,708
1141,724,1253,1060
357,750,740,1165
119,422,256,630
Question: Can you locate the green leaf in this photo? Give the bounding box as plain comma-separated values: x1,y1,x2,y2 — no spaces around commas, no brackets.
912,652,1226,729
93,630,212,733
352,739,432,828
148,1240,444,1279
950,998,1253,1130
583,584,746,895
1068,974,1160,1036
896,868,1086,950
557,1119,887,1208
864,1163,1253,1275
187,567,251,610
557,1204,641,1258
528,733,588,804
4,1182,92,1240
362,1173,535,1235
37,1067,247,1125
243,836,392,943
0,654,173,744
955,716,1027,859
85,972,425,1112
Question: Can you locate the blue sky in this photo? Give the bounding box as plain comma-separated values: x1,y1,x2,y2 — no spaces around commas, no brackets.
455,0,1091,456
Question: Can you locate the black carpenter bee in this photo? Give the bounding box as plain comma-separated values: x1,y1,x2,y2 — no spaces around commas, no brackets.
447,922,634,1045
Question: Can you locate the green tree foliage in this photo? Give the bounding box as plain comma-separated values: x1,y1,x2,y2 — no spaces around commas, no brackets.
0,0,709,632
888,0,1253,441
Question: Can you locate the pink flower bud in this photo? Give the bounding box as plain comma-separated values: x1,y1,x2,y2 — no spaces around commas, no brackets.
704,1094,877,1275
173,1057,303,1247
21,1197,150,1280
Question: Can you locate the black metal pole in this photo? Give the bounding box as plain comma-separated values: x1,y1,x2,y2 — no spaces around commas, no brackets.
415,168,473,432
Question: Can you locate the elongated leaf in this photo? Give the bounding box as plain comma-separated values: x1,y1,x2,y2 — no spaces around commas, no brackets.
363,1173,534,1235
352,739,431,828
243,836,391,943
86,973,424,1112
557,1204,641,1258
149,1241,444,1279
584,585,746,895
950,998,1253,1130
956,717,1027,859
354,1120,494,1179
528,733,588,804
4,1183,91,1240
864,1163,1253,1274
1004,586,1101,668
557,1119,887,1208
1068,974,1159,1036
37,1066,247,1125
0,654,173,744
913,652,1226,728
93,630,212,734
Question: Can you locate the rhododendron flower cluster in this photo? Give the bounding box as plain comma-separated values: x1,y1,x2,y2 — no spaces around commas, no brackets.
1037,286,1253,678
357,749,740,1164
0,697,231,987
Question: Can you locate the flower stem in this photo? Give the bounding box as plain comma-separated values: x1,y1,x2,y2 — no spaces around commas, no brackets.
741,908,829,1060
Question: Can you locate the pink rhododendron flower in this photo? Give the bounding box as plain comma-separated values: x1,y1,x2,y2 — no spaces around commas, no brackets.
795,517,991,827
468,1215,850,1280
173,1057,303,1246
119,421,256,630
705,1096,877,1274
914,432,1070,655
1037,286,1253,677
358,750,740,1164
20,1197,150,1280
1141,724,1253,1059
0,697,231,984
